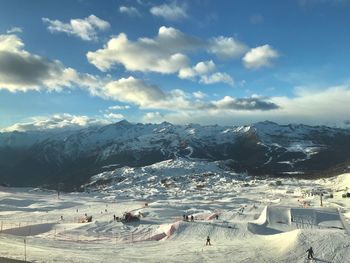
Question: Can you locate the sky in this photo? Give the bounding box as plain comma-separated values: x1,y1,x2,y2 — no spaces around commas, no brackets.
1,0,350,131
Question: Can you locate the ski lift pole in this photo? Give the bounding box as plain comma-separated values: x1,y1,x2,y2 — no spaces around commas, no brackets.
24,238,27,262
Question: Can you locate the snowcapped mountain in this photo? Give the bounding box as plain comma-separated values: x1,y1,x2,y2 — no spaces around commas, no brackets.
1,120,350,190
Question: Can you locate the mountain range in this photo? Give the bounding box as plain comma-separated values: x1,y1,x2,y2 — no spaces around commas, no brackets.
1,120,350,191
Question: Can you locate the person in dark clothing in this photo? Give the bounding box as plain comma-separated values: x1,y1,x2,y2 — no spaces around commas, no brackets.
183,214,186,221
215,214,219,220
190,215,194,222
113,214,116,221
206,236,211,246
185,215,189,221
306,247,314,260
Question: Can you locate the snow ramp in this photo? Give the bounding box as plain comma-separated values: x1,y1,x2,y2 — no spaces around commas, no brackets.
248,206,348,235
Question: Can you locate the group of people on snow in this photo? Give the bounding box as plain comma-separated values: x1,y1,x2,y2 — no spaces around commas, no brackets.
182,214,195,222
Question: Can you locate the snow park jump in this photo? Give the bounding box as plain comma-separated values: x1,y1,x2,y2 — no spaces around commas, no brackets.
247,206,350,235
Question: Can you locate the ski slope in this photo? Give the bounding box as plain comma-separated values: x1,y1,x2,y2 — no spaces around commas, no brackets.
0,173,349,262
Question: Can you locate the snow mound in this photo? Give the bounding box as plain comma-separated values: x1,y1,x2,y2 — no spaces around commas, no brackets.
248,206,347,235
331,173,350,191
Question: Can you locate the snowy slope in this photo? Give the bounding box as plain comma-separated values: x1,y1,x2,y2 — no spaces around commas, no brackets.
0,173,349,262
86,158,241,197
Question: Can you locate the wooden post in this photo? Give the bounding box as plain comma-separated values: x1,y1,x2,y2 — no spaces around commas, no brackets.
24,238,27,262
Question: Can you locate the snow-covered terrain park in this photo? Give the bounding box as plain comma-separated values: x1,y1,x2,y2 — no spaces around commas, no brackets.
0,172,349,263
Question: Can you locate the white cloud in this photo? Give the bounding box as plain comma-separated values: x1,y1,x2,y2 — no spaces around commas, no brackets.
92,77,197,110
150,2,188,20
119,6,141,17
0,34,101,92
91,76,166,107
42,15,110,41
243,44,279,69
6,27,23,34
147,85,350,127
104,113,125,120
4,85,350,129
0,34,23,52
89,76,276,113
193,91,207,99
200,72,234,86
179,60,234,86
193,60,216,75
178,60,216,79
269,85,350,124
143,112,164,123
208,36,248,59
87,26,250,80
1,113,109,132
108,105,131,110
86,26,201,73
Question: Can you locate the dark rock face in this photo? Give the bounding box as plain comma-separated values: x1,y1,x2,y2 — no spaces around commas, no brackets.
1,121,350,191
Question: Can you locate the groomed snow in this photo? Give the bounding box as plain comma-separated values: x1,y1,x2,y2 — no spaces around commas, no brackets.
0,173,349,262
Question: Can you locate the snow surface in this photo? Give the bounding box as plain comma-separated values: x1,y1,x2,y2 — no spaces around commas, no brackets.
0,172,349,262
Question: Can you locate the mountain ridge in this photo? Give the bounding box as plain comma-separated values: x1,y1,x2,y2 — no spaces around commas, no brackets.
1,120,350,190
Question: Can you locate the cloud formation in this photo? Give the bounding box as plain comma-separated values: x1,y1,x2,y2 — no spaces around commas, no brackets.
5,85,350,130
119,6,141,17
104,113,125,120
192,91,207,99
179,60,234,85
144,85,350,127
150,2,188,20
87,26,247,84
243,44,279,69
0,34,100,92
88,75,278,113
108,105,131,110
208,36,248,59
90,76,194,110
200,72,234,86
6,27,23,34
1,113,109,132
87,26,201,73
178,60,216,79
42,15,110,41
143,112,164,123
211,96,279,111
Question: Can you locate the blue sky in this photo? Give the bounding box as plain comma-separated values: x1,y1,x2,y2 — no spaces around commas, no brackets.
1,0,350,131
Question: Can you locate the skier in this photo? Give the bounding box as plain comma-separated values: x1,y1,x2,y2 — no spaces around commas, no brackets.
191,215,194,222
306,247,314,260
206,236,211,246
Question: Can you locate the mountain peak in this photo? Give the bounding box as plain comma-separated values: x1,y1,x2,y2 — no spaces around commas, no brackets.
114,120,131,126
